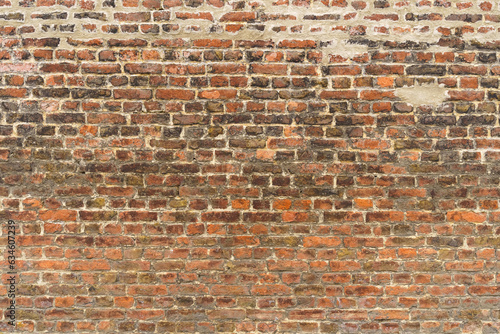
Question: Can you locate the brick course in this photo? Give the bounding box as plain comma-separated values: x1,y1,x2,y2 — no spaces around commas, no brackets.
1,0,500,332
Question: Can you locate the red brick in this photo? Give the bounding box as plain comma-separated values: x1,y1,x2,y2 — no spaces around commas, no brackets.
156,89,195,100
5,4,500,332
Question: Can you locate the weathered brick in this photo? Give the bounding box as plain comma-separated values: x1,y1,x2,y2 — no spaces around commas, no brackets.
2,2,500,332
406,65,446,75
156,89,195,100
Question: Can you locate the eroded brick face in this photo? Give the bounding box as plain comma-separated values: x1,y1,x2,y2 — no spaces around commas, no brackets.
1,0,500,333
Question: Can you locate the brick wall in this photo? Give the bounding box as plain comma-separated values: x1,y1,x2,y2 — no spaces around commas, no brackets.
1,0,500,332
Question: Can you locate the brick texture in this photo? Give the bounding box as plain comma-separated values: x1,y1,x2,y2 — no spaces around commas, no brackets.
1,0,500,333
